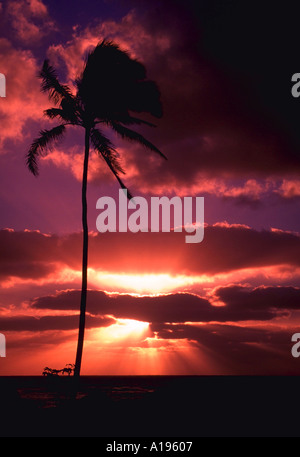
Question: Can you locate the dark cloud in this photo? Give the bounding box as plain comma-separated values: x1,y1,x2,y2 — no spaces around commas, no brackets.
32,290,213,323
151,322,278,343
213,285,300,311
102,0,300,194
0,229,79,280
1,225,300,281
31,284,300,324
87,225,300,276
0,314,114,331
150,322,299,374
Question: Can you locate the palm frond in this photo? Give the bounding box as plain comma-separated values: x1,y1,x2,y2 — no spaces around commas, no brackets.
40,60,73,105
110,122,167,160
105,162,133,200
90,128,133,199
44,108,63,119
90,128,124,174
44,102,81,124
26,124,66,175
76,39,148,119
43,107,77,124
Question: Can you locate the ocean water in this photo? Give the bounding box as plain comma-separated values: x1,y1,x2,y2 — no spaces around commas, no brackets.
12,375,171,406
0,376,299,437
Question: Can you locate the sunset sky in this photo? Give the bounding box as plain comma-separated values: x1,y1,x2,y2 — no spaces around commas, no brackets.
1,0,300,375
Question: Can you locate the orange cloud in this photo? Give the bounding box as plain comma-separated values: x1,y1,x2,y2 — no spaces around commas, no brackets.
41,145,120,184
6,0,55,42
276,179,300,198
47,10,172,84
0,38,49,145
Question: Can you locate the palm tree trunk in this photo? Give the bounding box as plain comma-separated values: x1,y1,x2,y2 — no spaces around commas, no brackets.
74,127,90,378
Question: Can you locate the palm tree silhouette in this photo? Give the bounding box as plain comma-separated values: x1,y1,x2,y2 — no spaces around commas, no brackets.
26,40,166,378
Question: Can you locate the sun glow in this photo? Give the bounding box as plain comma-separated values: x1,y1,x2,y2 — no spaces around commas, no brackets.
97,318,150,343
91,271,203,294
84,329,210,375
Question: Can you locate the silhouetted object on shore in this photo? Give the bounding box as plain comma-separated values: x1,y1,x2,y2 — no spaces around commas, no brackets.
42,364,75,377
26,40,165,378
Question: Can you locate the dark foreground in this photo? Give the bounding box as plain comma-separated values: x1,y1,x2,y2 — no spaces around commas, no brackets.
0,375,299,437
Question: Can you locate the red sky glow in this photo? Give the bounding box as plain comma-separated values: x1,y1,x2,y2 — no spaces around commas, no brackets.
1,0,300,376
